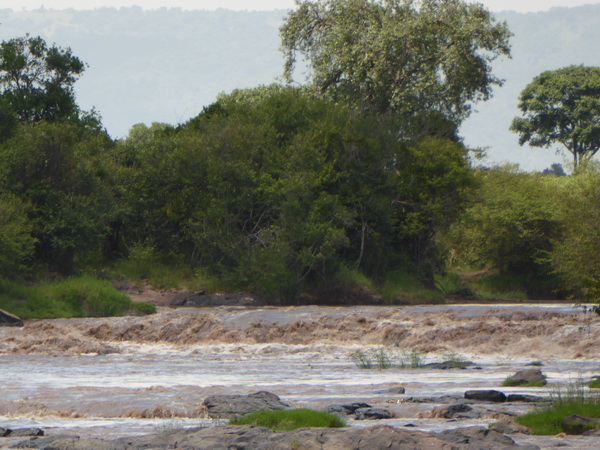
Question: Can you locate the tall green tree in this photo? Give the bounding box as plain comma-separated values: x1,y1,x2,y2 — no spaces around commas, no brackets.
0,35,85,123
511,65,600,169
0,121,113,275
280,0,511,123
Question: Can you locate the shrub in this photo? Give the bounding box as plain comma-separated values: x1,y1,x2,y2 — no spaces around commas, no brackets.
516,382,600,435
229,409,345,431
0,276,156,319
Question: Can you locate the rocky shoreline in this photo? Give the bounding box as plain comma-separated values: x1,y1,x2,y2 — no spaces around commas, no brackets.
8,424,539,449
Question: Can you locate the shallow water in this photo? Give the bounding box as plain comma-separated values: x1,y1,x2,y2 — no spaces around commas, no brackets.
0,303,599,448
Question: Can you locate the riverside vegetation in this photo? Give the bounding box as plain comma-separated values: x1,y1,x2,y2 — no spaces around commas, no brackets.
0,0,598,319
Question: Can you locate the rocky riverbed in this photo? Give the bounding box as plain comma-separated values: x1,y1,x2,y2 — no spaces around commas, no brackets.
0,300,599,449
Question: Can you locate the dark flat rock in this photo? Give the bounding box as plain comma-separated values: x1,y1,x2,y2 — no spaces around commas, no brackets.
354,407,393,420
464,390,507,403
507,394,546,403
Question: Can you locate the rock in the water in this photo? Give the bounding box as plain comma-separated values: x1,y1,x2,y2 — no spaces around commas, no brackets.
203,391,290,419
375,386,406,394
423,360,474,370
0,309,23,327
431,403,474,419
507,369,547,386
507,394,546,403
562,414,600,435
326,402,371,415
354,407,393,420
5,428,44,437
170,291,264,307
464,390,507,403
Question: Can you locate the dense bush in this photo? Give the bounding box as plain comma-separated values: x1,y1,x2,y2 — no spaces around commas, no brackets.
0,276,155,319
113,86,473,300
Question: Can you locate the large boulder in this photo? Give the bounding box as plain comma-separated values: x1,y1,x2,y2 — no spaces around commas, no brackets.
507,369,547,386
0,309,23,327
464,390,507,403
203,391,290,419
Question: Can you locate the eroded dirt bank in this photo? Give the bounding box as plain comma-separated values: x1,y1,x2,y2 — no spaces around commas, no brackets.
0,304,597,359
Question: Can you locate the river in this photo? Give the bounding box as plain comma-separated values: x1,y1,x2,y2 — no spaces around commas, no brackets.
0,303,599,448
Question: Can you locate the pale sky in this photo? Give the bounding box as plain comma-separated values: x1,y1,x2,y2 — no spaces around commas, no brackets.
1,0,599,13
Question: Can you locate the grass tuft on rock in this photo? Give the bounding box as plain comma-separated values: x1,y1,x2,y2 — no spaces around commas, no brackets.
501,377,545,387
229,409,346,431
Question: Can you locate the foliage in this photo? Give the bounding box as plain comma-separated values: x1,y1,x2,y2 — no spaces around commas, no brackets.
0,276,155,319
0,121,114,275
439,167,564,298
115,86,473,300
0,35,86,123
229,409,345,431
0,194,36,277
549,170,600,302
281,0,511,124
589,379,600,389
511,65,600,169
516,383,600,435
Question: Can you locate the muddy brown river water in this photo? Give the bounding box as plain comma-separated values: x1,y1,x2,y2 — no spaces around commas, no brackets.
0,303,599,448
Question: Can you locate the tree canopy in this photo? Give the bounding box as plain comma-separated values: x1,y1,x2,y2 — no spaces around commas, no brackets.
0,35,86,124
511,65,600,169
280,0,512,124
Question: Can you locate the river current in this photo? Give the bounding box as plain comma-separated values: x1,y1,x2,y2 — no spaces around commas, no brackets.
0,303,599,448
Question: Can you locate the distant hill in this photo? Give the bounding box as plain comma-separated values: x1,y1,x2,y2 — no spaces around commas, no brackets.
0,5,598,171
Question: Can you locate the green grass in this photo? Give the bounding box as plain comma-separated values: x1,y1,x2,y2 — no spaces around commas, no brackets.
589,378,600,389
457,270,530,301
502,377,546,387
111,243,220,291
380,270,444,303
516,383,600,435
229,409,346,431
0,276,156,319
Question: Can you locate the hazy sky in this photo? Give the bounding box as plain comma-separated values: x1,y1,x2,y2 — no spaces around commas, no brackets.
2,0,600,13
